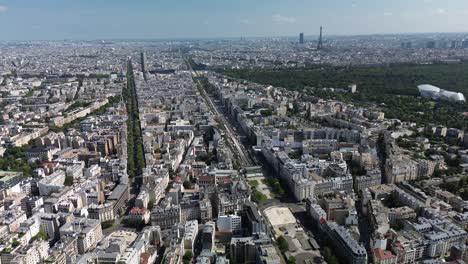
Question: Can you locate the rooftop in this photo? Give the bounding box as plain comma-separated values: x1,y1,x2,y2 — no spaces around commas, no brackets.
264,206,296,227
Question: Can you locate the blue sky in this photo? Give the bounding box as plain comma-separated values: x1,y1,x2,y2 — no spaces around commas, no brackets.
0,0,468,40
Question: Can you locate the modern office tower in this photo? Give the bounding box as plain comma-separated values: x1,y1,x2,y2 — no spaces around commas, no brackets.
299,32,304,44
426,40,436,49
140,51,147,73
317,26,324,49
401,42,412,49
462,40,468,49
451,40,458,49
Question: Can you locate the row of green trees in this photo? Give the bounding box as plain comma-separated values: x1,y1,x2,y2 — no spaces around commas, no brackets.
439,176,468,200
66,101,91,112
187,57,207,71
49,96,121,133
123,62,146,180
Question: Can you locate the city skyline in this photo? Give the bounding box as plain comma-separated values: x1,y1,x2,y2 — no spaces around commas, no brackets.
1,1,468,263
1,0,468,40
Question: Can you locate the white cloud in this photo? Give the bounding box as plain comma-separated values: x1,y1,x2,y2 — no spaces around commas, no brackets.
0,5,7,13
240,19,250,25
399,8,447,19
399,11,421,18
435,8,446,15
399,11,410,18
272,14,296,25
383,12,393,17
454,10,468,15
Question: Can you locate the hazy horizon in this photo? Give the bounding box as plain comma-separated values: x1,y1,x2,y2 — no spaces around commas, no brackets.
1,0,468,40
3,31,468,43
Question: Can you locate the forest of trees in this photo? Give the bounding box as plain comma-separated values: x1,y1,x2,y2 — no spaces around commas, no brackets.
219,62,468,129
0,145,38,178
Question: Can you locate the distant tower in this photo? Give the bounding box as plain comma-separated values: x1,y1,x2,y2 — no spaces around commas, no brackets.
451,40,457,49
317,26,323,50
140,51,147,73
140,51,147,81
299,33,304,44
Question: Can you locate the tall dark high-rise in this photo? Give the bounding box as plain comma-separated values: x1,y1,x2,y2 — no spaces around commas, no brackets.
140,51,147,81
317,26,323,50
140,51,147,73
299,33,304,44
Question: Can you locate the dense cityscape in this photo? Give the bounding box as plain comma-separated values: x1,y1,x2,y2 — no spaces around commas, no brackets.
1,16,468,264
